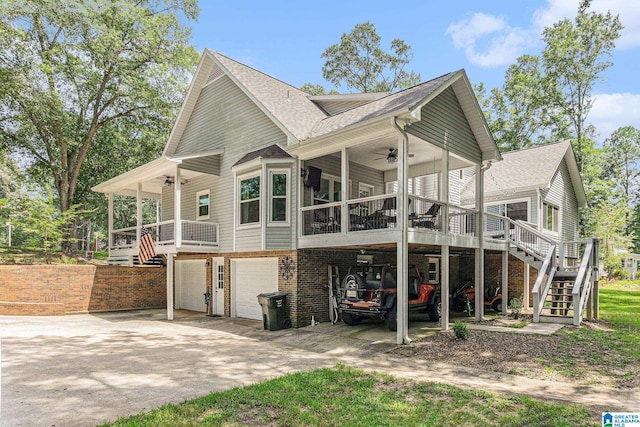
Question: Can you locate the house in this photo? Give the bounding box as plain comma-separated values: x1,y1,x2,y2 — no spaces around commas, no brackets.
93,50,599,343
621,253,640,280
459,141,589,308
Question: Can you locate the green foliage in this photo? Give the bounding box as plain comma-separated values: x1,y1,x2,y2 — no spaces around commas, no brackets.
483,55,569,151
321,22,421,93
542,0,622,171
18,192,92,262
102,365,594,427
592,199,633,276
300,83,327,96
509,298,523,319
0,0,199,242
453,321,469,340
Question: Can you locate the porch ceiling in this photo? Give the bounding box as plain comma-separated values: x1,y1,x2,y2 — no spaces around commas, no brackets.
91,157,208,198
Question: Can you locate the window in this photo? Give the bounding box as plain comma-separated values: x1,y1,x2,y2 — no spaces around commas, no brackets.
269,171,289,223
239,174,260,225
357,183,374,216
196,190,210,220
543,202,559,232
485,201,528,232
313,174,342,204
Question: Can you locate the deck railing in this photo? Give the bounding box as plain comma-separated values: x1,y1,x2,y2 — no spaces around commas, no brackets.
110,220,219,250
300,194,477,237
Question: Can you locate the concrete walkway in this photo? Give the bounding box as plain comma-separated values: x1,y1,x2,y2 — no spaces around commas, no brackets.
1,310,637,426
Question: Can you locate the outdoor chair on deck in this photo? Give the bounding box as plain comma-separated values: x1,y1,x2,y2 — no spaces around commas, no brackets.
411,203,440,229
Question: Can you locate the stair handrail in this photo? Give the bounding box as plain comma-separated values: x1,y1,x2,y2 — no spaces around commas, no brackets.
532,244,557,323
511,220,556,260
572,239,595,326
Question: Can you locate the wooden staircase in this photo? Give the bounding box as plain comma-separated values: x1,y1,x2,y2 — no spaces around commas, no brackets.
538,272,578,324
504,220,599,326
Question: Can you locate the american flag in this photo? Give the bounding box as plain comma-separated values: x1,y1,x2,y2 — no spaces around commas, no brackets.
138,226,156,265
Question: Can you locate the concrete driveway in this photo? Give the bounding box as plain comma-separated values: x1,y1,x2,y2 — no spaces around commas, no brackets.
0,310,433,426
2,310,637,426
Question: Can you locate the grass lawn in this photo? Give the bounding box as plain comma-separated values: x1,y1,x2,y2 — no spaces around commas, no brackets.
101,365,595,427
536,281,640,385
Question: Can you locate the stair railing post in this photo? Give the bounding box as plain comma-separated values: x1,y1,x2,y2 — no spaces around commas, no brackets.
558,242,565,272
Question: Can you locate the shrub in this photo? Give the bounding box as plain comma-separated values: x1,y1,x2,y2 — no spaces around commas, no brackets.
509,298,523,319
453,321,469,340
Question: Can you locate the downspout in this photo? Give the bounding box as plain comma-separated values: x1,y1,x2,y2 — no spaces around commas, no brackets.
393,117,411,345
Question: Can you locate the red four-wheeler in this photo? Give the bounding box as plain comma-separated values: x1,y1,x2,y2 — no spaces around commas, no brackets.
338,264,440,331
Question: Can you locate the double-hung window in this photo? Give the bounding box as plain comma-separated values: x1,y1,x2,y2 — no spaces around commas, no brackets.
239,174,260,225
543,202,559,232
269,170,289,224
196,190,210,220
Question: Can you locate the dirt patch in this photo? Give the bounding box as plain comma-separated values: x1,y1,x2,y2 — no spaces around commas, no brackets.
392,319,639,389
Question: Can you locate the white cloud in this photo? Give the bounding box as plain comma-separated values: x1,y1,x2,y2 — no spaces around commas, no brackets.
448,0,640,68
589,93,640,141
446,13,534,67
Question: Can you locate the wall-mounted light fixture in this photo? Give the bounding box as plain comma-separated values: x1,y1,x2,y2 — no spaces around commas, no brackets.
164,176,173,188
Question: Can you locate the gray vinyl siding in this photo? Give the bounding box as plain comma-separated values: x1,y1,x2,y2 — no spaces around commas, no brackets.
540,159,579,241
302,154,385,206
406,87,482,164
162,74,288,252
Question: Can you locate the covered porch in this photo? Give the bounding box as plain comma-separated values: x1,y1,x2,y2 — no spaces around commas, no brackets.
92,151,223,265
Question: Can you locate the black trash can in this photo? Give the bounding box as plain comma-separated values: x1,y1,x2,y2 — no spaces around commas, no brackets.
257,291,289,331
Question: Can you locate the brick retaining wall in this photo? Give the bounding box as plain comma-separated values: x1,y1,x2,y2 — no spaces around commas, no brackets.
0,265,166,315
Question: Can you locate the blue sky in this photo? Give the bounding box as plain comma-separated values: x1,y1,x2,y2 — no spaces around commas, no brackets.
189,0,640,143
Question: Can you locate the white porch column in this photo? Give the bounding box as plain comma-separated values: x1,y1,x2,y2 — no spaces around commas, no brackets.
475,163,485,321
166,253,174,320
174,167,182,249
396,131,410,344
524,263,530,309
502,250,509,315
440,148,449,234
441,245,450,330
341,147,349,235
136,181,142,245
107,193,114,253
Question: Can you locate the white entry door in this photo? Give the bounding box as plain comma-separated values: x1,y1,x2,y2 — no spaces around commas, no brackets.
231,258,278,320
175,259,207,312
211,257,225,316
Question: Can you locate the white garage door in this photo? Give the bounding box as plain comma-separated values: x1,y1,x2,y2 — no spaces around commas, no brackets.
175,259,207,312
232,258,278,320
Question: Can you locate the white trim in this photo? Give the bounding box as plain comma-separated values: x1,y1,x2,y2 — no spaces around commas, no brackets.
236,171,261,228
196,189,210,221
542,201,560,233
485,197,531,222
268,169,291,226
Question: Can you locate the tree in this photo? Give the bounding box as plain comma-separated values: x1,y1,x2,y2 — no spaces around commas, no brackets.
0,0,199,249
321,22,420,93
20,192,90,262
300,83,328,96
542,0,622,171
484,55,570,151
602,126,640,234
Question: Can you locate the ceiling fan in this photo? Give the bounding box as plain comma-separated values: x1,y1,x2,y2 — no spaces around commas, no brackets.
374,148,414,163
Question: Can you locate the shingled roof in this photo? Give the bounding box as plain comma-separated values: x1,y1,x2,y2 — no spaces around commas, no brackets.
306,72,459,139
210,50,327,141
233,144,293,167
461,140,586,206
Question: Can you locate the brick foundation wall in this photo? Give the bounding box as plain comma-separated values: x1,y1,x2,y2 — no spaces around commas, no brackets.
0,265,166,315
